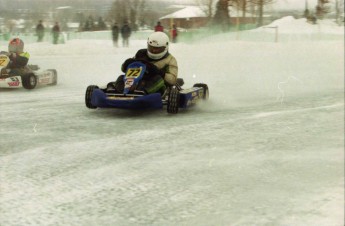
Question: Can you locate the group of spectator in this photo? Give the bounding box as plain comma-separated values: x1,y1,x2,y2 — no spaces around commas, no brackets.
111,22,132,47
111,21,178,48
35,20,178,47
35,20,61,44
154,21,178,43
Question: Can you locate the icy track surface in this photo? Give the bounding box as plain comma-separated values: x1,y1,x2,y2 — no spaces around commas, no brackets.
1,27,344,226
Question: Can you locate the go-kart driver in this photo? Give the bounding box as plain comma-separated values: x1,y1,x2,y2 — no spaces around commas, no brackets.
0,38,30,76
111,31,178,94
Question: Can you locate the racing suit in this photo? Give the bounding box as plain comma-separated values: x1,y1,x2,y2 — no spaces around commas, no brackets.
118,49,178,94
8,52,30,76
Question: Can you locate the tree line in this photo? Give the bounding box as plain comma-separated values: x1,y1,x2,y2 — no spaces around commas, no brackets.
0,0,342,34
107,0,341,32
107,0,277,30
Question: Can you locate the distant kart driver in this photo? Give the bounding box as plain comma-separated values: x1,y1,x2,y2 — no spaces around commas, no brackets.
8,38,30,68
0,38,30,77
110,31,178,94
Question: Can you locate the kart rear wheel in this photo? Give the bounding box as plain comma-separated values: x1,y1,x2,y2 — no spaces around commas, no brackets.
193,83,209,100
22,73,37,89
85,85,99,109
167,87,180,114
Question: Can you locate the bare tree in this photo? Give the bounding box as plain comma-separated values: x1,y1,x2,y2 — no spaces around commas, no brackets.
196,0,216,20
108,0,128,24
303,0,310,18
129,0,146,31
231,0,250,18
248,0,275,27
315,0,330,19
108,0,146,30
334,0,343,24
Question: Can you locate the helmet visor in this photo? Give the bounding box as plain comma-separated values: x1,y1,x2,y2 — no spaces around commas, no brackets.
148,44,166,54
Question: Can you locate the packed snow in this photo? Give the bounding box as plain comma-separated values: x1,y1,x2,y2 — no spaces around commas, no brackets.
0,17,344,226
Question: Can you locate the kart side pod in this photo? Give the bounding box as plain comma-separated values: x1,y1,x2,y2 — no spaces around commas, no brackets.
167,83,209,114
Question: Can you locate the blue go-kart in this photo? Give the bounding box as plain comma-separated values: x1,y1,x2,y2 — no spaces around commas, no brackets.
85,61,209,114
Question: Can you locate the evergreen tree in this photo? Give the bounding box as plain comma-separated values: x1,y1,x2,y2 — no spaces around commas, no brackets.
213,0,230,31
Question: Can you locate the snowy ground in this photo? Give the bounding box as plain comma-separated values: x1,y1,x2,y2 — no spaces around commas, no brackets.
0,18,344,226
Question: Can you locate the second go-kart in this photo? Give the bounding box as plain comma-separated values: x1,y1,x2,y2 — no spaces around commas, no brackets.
0,54,58,89
85,61,209,114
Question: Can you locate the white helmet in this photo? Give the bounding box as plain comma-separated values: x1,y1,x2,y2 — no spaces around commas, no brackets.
147,32,169,60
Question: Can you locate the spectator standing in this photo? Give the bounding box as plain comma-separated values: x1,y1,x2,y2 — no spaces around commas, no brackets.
154,21,164,32
36,20,45,42
111,22,119,47
52,22,60,44
171,24,178,43
121,22,131,47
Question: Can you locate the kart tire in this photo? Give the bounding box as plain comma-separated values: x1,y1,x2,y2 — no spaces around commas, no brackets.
22,73,37,89
176,78,184,87
193,83,209,100
167,87,180,114
48,69,58,85
85,85,98,109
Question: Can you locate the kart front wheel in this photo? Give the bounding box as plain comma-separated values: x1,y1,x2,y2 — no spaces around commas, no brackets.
85,85,99,109
193,83,209,100
167,88,180,114
22,74,37,89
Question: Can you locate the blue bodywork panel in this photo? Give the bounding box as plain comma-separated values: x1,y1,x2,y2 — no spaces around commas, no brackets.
91,89,163,109
179,87,204,108
123,62,146,95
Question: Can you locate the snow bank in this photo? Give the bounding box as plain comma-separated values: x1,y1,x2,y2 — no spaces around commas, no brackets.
262,16,344,34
